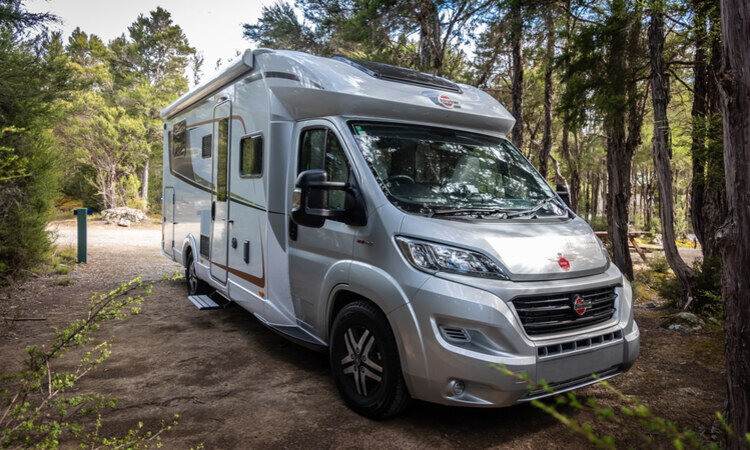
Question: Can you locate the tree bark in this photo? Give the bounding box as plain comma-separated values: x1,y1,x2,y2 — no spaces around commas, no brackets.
140,158,149,207
717,0,750,444
510,0,524,150
689,0,708,247
649,3,695,302
539,7,555,179
418,0,442,73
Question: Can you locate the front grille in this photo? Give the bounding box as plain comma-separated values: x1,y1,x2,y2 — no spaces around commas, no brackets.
512,286,618,335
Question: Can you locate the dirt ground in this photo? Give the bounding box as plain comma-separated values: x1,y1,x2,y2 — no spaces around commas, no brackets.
0,220,725,448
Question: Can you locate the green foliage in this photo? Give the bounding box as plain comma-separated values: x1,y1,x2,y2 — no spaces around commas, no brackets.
650,256,722,316
0,3,76,282
494,364,729,448
648,255,670,274
0,272,183,448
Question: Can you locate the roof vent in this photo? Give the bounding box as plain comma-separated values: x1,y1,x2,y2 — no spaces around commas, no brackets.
333,56,462,93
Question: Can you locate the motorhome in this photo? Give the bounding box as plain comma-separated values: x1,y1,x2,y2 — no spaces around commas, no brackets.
159,49,639,419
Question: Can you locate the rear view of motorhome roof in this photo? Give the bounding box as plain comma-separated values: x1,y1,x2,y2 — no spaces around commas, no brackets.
332,56,462,93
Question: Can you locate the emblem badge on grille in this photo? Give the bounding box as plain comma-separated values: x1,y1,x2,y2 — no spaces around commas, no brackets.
572,295,592,316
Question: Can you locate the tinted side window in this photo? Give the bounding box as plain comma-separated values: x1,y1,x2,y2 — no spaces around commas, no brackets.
170,121,195,180
240,135,263,177
298,129,349,211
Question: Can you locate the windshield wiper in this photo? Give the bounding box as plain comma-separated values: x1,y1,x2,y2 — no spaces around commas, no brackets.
429,208,512,218
504,197,557,219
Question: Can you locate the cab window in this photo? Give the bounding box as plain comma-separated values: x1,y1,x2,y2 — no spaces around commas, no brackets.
298,128,349,211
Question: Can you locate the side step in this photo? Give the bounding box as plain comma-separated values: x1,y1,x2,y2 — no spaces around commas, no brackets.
187,295,221,310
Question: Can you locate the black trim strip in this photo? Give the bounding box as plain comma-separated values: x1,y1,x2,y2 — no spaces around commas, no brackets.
171,172,267,212
263,71,323,89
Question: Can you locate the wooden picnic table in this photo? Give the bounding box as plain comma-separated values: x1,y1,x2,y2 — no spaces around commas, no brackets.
594,231,661,263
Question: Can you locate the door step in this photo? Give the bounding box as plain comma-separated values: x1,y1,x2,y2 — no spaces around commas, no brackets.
187,295,221,310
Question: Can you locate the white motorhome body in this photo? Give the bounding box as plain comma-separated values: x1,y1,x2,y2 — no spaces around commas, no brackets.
161,49,639,418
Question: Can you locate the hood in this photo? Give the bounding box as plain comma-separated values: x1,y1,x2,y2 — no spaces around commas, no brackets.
399,215,609,281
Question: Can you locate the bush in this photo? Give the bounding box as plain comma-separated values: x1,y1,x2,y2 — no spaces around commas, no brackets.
587,216,608,232
648,255,671,274
0,128,59,283
653,257,723,316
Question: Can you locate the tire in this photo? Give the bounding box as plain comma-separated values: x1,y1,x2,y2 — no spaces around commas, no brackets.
186,257,211,296
330,300,411,419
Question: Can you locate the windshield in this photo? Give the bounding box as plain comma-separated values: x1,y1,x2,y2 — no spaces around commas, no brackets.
350,122,560,215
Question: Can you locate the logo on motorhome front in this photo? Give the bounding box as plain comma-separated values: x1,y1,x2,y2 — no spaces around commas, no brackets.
572,295,592,316
438,94,458,108
557,253,570,271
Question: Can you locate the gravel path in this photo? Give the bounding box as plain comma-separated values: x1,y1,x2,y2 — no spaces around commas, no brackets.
0,220,725,448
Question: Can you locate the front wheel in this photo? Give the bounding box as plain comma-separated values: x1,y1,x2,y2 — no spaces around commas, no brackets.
330,301,410,419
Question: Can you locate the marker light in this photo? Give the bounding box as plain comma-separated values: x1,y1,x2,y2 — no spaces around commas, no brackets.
396,236,509,280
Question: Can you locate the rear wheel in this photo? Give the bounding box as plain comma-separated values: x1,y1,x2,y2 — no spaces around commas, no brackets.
186,257,211,296
330,301,410,419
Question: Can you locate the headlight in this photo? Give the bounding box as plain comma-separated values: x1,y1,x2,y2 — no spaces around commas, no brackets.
395,236,508,279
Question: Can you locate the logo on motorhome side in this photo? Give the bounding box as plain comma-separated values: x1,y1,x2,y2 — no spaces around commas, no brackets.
557,252,571,270
438,94,460,109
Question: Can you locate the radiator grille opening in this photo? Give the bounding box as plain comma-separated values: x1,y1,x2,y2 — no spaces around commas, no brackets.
537,330,623,357
512,286,618,335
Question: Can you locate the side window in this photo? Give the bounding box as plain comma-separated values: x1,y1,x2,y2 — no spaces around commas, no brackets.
298,128,350,211
240,135,263,177
201,134,211,158
170,121,195,180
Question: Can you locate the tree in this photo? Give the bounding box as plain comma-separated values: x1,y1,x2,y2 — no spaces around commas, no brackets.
509,0,524,149
690,0,725,260
715,0,750,443
108,7,196,208
0,0,73,281
648,0,694,303
242,2,322,53
558,0,647,280
55,93,147,210
538,3,556,178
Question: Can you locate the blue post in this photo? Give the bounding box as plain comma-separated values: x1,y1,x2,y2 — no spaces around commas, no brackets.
74,208,90,263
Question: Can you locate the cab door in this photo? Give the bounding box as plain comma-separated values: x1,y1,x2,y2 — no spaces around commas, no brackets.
287,123,356,327
210,101,231,283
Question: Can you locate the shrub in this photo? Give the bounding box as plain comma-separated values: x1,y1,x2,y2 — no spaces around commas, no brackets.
494,364,749,448
648,255,671,274
0,273,183,448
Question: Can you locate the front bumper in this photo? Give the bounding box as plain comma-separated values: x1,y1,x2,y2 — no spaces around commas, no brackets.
387,265,640,407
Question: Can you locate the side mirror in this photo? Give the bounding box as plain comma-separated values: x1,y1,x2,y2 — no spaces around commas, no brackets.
556,183,571,208
291,169,367,228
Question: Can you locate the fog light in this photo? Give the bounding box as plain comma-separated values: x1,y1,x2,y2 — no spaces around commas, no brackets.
451,380,465,396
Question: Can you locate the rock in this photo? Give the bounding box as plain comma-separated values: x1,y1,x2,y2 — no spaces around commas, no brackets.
102,207,146,224
645,302,656,309
674,312,702,326
667,323,691,333
117,218,131,227
660,311,704,331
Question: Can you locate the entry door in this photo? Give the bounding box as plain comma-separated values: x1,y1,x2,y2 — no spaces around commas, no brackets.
288,124,356,326
163,187,174,257
210,101,231,283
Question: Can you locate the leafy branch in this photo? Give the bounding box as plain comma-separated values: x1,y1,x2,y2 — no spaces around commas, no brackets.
0,271,183,448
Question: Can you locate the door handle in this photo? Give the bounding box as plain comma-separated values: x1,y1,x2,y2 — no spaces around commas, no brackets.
211,201,216,221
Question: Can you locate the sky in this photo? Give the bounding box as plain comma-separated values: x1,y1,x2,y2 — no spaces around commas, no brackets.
26,0,274,80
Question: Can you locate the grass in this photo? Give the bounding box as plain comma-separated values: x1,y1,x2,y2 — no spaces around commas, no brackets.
52,277,75,286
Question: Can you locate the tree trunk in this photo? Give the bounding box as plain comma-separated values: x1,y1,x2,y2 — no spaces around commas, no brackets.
717,0,750,444
539,7,555,179
510,0,524,150
141,158,149,208
649,3,695,302
418,0,442,73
